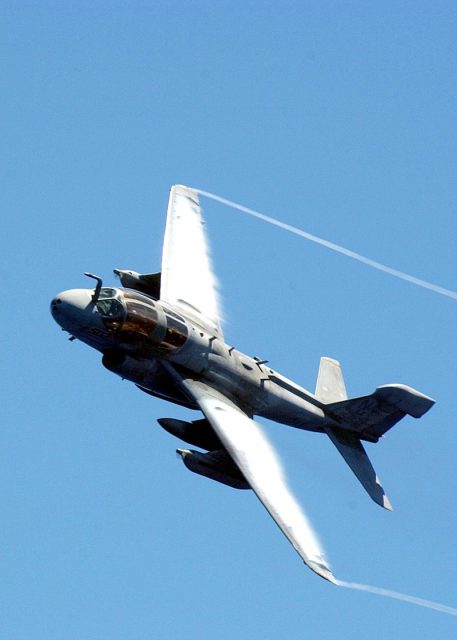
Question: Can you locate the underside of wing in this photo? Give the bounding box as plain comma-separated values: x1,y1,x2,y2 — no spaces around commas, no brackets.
160,185,223,338
172,374,335,583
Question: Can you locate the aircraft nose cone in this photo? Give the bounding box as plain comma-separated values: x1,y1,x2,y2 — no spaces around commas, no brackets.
50,289,94,332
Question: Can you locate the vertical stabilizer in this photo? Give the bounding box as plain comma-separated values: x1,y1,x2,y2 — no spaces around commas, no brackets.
315,357,347,403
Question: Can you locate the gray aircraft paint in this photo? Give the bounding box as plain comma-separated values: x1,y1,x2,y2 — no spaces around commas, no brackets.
51,185,434,585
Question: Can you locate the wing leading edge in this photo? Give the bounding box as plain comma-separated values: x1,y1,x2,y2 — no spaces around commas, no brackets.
169,372,335,583
160,185,223,338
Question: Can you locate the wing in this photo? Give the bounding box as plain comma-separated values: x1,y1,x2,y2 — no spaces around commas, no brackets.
160,185,223,338
172,374,335,583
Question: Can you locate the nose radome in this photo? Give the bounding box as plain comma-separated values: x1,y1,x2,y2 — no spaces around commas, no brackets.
50,288,95,332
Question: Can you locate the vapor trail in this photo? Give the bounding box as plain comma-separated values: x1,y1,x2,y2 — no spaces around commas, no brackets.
195,187,457,612
195,189,457,302
336,580,457,617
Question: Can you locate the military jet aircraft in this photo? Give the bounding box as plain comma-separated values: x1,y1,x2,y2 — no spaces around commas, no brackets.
51,185,434,583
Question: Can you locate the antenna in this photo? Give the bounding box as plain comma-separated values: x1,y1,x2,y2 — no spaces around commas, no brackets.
84,272,103,303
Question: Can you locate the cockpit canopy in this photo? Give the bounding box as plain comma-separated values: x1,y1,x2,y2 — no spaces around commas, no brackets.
96,288,125,327
95,287,188,353
99,288,117,299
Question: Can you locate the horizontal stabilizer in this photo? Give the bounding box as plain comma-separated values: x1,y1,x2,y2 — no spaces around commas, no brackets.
375,384,435,418
326,384,435,441
325,427,392,510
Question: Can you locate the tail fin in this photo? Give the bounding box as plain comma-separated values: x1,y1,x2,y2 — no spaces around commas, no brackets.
315,357,347,403
315,356,434,510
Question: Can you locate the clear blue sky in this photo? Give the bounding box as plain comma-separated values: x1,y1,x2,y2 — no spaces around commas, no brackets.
2,2,457,638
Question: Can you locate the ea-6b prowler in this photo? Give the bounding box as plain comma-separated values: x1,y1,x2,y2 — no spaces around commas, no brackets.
51,185,434,582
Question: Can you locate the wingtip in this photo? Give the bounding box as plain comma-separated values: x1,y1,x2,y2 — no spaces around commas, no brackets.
172,184,199,200
370,491,393,511
372,477,393,511
383,495,394,511
306,560,337,584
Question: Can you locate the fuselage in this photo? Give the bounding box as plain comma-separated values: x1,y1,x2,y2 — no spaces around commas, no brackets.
51,286,327,432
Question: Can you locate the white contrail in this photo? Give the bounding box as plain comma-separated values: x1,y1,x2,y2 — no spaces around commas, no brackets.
195,187,457,610
195,189,457,302
336,580,457,617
